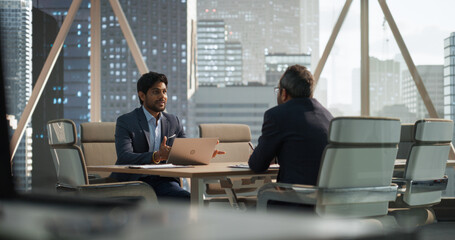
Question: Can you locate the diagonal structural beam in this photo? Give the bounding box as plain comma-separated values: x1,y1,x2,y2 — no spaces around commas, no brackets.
314,0,353,84
378,0,455,159
360,0,370,116
378,0,437,118
109,0,149,75
10,0,83,162
90,0,101,122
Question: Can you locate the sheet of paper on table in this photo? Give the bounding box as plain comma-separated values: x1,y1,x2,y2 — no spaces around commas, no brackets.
128,164,194,169
228,163,279,169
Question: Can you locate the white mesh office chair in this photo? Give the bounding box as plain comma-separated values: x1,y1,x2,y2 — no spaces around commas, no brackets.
47,119,158,204
391,119,453,226
257,117,401,218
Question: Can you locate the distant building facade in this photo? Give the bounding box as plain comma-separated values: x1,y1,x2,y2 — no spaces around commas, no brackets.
197,19,243,85
265,53,311,86
369,57,401,116
189,85,276,146
402,65,444,121
0,0,33,192
100,0,197,131
444,33,455,122
197,0,318,84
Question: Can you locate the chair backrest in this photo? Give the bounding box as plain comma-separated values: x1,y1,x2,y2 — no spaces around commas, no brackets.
80,122,117,178
199,124,254,163
397,123,414,159
47,119,89,187
316,117,401,217
402,119,453,206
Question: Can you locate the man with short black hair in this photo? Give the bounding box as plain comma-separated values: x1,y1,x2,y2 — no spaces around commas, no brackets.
249,65,333,186
112,71,191,201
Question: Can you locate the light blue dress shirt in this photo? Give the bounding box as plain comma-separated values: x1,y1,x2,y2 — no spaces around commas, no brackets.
142,106,162,152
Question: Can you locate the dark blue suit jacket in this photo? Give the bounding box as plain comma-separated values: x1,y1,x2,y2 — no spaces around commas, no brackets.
111,107,186,182
248,98,333,185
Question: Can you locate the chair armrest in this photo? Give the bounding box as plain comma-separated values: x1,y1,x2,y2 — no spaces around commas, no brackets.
77,181,158,204
257,182,319,211
393,176,448,194
257,183,398,212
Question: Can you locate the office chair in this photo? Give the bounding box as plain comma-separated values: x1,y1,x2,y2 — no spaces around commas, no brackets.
199,123,271,208
390,119,453,226
80,122,117,178
47,119,158,204
257,117,401,218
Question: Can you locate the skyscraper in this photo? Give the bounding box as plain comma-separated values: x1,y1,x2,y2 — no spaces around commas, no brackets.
197,19,226,85
369,57,401,116
197,0,319,84
190,85,276,145
34,0,91,127
31,7,64,191
444,33,455,123
402,65,444,120
265,53,311,86
100,0,197,131
0,0,33,192
197,19,243,85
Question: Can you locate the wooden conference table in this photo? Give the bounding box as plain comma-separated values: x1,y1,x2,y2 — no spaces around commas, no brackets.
87,162,278,206
88,160,455,206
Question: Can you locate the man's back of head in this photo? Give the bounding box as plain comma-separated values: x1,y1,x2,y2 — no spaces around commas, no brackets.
279,65,314,98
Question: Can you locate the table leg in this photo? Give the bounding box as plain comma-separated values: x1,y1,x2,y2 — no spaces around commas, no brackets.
190,177,205,206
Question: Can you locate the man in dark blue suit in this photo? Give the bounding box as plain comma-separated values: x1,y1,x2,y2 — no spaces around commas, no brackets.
249,65,333,186
111,71,190,201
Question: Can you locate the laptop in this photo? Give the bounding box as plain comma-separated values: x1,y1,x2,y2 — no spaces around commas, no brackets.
167,138,218,165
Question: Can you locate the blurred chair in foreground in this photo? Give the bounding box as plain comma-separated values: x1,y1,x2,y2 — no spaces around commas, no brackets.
257,117,401,219
199,123,271,208
47,119,158,204
390,119,453,226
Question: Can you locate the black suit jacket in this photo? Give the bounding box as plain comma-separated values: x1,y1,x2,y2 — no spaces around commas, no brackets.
248,98,333,185
111,107,186,182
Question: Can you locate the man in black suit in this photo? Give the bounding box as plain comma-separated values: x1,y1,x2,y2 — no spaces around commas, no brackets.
249,65,333,186
112,71,190,201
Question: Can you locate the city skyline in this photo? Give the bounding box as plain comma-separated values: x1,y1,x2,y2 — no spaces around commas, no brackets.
319,0,455,106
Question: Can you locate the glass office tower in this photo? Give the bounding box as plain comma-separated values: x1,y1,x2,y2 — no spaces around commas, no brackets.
197,19,243,85
265,53,311,86
444,33,455,122
34,0,91,127
0,0,33,192
402,65,444,120
197,0,318,84
100,0,196,130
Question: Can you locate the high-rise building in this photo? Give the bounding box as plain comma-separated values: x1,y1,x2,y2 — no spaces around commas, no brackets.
34,0,91,127
0,0,33,192
197,19,226,84
444,32,455,122
225,41,242,84
31,7,64,191
402,65,444,121
100,0,197,131
197,0,318,84
197,19,243,85
369,57,401,116
189,85,276,145
265,53,311,86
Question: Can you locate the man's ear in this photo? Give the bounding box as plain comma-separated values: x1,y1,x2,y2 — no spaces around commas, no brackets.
281,88,289,102
138,91,146,103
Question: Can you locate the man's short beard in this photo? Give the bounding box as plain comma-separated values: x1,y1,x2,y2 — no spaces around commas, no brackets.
150,104,165,112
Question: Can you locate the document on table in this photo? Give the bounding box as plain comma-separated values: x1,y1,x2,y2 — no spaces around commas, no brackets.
128,164,193,169
229,163,280,169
